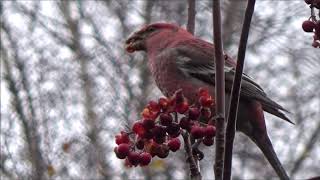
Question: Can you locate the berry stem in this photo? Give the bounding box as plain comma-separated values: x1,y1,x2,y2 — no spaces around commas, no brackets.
182,131,202,180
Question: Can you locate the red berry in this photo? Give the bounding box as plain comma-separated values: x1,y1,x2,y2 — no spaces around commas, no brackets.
176,101,189,114
132,121,146,137
116,144,130,158
152,125,166,138
114,147,126,159
148,100,160,112
305,0,313,4
128,151,140,166
136,138,145,150
198,87,209,97
168,138,181,152
160,113,173,126
190,126,205,139
159,97,169,111
142,118,155,129
115,132,129,145
302,20,316,32
166,123,180,137
204,125,216,138
157,144,170,158
141,108,157,119
199,96,214,107
188,107,200,120
139,152,152,166
203,137,214,146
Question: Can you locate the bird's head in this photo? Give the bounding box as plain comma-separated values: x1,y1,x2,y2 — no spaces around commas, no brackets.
125,23,190,53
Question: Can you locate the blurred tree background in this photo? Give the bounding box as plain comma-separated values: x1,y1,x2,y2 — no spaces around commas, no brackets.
1,0,319,179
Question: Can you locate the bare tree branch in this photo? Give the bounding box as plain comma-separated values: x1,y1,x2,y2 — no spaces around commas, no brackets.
212,0,225,179
224,1,255,179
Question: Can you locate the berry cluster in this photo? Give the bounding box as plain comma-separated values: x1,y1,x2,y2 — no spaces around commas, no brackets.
114,88,216,167
303,0,320,48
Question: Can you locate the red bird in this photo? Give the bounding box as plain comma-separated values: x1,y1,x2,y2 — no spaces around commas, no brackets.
125,23,292,179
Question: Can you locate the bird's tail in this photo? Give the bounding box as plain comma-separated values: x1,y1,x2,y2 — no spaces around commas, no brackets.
250,133,290,180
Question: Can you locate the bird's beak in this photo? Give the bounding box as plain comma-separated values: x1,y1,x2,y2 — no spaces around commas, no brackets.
125,33,145,53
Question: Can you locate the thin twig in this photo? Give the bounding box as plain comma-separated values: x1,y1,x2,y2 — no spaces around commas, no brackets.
223,1,256,180
290,120,320,177
182,132,202,180
212,0,225,179
186,1,201,179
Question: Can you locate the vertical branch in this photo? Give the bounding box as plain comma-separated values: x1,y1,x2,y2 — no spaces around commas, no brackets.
224,1,255,179
187,0,196,35
212,0,225,179
186,1,201,180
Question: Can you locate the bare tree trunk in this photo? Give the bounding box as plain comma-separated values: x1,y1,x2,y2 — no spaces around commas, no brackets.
1,22,45,180
58,1,111,179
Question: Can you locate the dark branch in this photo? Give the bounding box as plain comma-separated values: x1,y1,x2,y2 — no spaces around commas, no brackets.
223,1,256,179
187,0,196,35
182,132,201,180
212,0,225,179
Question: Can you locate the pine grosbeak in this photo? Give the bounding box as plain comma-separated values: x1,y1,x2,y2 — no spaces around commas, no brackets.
125,23,292,179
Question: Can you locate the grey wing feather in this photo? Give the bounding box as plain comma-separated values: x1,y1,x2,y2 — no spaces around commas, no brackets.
173,46,293,123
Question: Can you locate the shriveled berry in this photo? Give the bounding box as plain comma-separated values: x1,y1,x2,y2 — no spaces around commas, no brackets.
132,121,146,137
199,96,213,107
148,100,160,112
179,117,191,130
128,151,140,166
176,101,189,114
159,97,169,111
141,130,153,139
189,107,200,120
204,125,216,138
191,126,205,139
157,144,170,158
142,118,155,129
136,138,145,150
139,152,152,166
175,89,184,104
166,122,180,136
302,20,316,32
168,138,181,152
148,141,160,157
198,87,209,97
160,113,173,126
152,125,166,138
203,137,214,146
153,136,166,144
201,108,211,119
142,108,157,119
117,144,130,158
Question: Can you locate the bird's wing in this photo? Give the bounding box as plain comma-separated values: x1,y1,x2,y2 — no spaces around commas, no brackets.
171,40,292,123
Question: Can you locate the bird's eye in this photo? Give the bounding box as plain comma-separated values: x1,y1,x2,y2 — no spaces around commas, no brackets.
146,27,156,32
